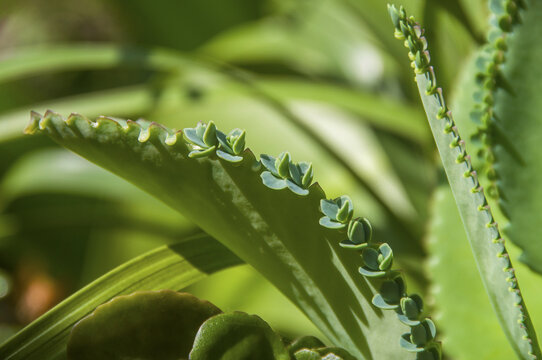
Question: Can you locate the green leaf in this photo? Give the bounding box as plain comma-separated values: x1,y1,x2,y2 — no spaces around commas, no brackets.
216,149,243,163
256,78,428,143
67,290,221,360
260,171,287,190
389,5,541,358
427,184,514,360
0,44,186,84
25,111,410,359
189,312,289,360
0,235,241,360
491,0,542,274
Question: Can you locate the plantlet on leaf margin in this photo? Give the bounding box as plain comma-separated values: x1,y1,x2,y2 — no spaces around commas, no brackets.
318,191,439,359
216,128,246,163
181,119,439,358
260,152,313,196
183,121,218,158
183,121,247,163
388,3,541,359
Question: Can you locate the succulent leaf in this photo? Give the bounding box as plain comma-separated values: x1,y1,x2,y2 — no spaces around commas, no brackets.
66,290,222,360
189,312,290,360
24,111,410,359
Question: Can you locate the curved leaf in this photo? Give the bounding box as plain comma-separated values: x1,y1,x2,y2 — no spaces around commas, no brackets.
189,312,289,360
67,290,221,360
256,78,428,143
25,111,410,359
0,235,241,360
0,44,185,84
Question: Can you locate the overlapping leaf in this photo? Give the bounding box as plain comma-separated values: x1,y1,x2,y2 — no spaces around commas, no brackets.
24,111,410,359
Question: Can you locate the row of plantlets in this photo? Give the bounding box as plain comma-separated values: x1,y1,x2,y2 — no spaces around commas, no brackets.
388,3,540,359
468,0,526,198
182,120,441,359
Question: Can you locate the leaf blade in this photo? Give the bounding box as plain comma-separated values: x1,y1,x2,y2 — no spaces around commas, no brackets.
25,111,409,359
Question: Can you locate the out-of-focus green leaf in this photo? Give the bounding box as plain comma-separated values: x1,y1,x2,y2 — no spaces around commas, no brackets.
67,290,222,360
257,78,428,143
492,0,542,274
189,312,290,360
107,0,263,51
26,111,410,359
0,45,186,84
199,1,396,85
0,235,241,360
1,148,187,228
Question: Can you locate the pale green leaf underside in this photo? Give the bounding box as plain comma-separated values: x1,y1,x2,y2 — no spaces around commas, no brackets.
493,0,542,274
414,71,540,358
25,111,409,359
0,235,242,360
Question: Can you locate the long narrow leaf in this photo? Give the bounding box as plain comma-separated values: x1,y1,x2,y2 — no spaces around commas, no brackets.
389,6,541,359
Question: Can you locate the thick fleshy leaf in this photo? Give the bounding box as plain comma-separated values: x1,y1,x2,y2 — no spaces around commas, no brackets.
216,130,234,153
320,199,340,221
189,312,289,360
188,146,216,159
25,112,410,359
216,149,243,163
183,128,207,148
286,179,309,196
67,291,221,360
260,171,288,190
259,154,279,176
0,235,241,360
317,217,345,230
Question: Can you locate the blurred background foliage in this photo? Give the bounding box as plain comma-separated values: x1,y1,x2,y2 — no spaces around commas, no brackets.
2,0,539,358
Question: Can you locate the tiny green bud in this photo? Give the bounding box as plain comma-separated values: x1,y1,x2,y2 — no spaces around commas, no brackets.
410,323,429,346
498,15,513,32
377,243,393,271
232,130,246,154
362,248,380,271
202,121,217,147
388,4,401,28
336,201,351,223
275,152,291,178
347,217,372,244
400,296,422,320
400,21,410,37
301,163,313,188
